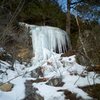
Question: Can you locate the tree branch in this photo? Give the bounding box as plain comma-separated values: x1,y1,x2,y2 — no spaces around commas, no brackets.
70,0,82,5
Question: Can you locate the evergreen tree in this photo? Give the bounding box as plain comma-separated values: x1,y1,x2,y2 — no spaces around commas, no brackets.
0,0,66,29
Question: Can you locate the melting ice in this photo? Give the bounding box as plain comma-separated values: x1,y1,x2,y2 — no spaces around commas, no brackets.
19,23,70,60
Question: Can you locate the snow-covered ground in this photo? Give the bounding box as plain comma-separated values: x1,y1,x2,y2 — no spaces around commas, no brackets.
0,53,100,100
0,23,100,100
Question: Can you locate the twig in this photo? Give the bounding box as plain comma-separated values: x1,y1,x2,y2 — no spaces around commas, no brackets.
0,0,25,44
86,72,91,85
0,74,23,87
74,68,86,85
74,11,97,85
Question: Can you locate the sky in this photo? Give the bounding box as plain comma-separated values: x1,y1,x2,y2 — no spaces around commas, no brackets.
57,0,100,22
57,0,77,16
58,0,67,11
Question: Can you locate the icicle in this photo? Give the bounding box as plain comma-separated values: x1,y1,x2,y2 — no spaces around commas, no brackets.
19,22,70,60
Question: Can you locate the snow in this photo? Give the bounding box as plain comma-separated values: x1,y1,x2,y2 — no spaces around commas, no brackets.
0,47,5,52
0,76,25,100
30,54,99,100
31,25,69,58
0,60,11,68
0,51,100,100
20,22,70,61
33,83,65,100
0,23,100,100
0,60,26,100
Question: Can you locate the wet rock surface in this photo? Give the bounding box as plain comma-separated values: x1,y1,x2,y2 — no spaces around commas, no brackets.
61,50,76,57
79,84,100,100
31,67,44,78
24,80,44,100
58,89,82,100
0,50,14,65
46,78,64,87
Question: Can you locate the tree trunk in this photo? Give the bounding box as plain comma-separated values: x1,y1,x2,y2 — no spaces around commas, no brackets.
66,0,70,35
66,0,72,50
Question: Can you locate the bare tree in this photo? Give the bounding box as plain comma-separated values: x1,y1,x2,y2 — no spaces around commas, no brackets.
66,0,71,36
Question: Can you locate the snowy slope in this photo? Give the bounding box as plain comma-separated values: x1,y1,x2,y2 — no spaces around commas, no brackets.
0,23,100,100
0,53,100,100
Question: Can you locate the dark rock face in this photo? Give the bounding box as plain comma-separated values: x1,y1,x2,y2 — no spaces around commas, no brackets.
46,78,64,87
80,84,100,100
58,89,82,100
24,93,44,100
24,80,44,100
31,67,44,78
61,50,76,57
0,50,14,70
0,51,13,63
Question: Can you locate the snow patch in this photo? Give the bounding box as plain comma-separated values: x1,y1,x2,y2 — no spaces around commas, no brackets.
33,83,65,100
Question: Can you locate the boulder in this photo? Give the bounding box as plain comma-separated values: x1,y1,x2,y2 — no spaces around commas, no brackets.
58,89,82,100
31,67,44,78
0,83,13,92
46,78,64,87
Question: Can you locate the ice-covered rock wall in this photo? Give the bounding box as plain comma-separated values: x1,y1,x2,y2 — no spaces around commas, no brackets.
19,22,70,60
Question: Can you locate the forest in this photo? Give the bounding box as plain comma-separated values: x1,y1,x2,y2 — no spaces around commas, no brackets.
0,0,100,100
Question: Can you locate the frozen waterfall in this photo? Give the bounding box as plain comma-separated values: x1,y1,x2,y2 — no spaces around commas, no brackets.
19,22,70,60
